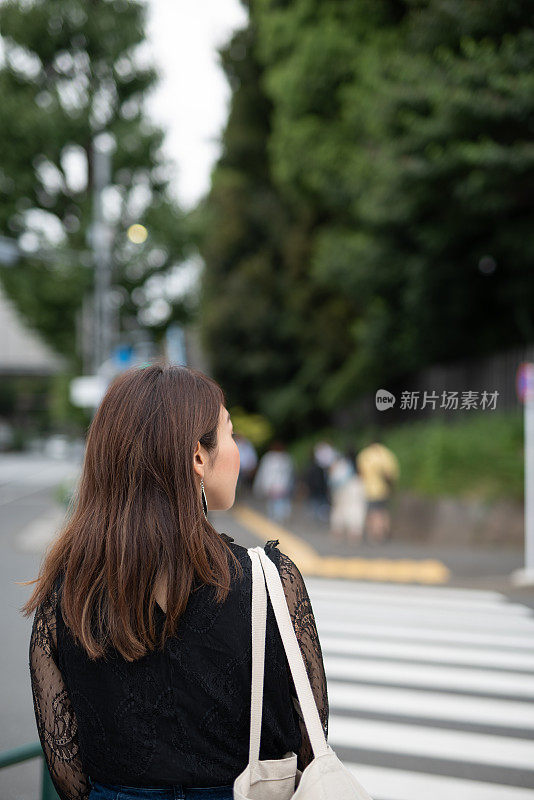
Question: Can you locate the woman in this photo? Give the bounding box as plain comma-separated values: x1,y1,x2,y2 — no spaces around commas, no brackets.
328,450,366,544
20,362,328,800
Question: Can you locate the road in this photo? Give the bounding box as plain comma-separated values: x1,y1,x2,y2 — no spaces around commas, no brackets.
306,574,534,799
1,453,534,799
0,453,81,800
226,505,534,798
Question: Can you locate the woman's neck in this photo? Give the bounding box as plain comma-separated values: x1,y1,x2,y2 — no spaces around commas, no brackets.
154,576,167,614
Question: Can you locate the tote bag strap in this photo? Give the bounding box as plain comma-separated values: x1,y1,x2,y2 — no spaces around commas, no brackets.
248,547,329,763
248,548,268,766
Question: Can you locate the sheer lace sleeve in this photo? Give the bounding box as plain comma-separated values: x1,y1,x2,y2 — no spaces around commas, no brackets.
264,541,329,772
29,585,91,800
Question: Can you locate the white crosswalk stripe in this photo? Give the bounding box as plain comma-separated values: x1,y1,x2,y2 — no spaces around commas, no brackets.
343,763,534,800
314,619,534,651
304,577,534,800
328,682,534,729
313,597,534,632
321,635,534,670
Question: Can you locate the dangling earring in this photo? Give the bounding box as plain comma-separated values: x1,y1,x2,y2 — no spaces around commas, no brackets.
200,478,208,520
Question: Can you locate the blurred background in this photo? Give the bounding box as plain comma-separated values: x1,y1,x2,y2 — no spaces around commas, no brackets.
1,1,534,798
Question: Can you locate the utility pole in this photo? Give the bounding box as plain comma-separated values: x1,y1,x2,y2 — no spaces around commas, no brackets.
75,293,95,376
91,133,115,375
512,362,534,585
527,372,534,577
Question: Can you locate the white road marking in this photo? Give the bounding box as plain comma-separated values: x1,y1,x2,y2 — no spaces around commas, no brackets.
345,762,534,800
328,681,534,729
329,715,534,770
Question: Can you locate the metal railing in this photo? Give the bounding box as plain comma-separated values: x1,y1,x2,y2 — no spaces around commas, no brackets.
0,742,60,800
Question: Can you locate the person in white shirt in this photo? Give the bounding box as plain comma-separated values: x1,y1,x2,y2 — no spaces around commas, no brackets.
253,440,295,523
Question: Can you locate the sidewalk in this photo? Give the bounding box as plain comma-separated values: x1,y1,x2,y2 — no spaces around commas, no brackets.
233,487,534,605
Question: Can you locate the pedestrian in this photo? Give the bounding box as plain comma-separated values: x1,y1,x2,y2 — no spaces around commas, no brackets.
327,449,366,544
357,433,400,543
301,444,330,524
234,433,258,498
19,362,328,800
252,440,295,523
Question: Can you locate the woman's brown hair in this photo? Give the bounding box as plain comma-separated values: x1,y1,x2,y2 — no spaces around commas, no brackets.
19,360,243,661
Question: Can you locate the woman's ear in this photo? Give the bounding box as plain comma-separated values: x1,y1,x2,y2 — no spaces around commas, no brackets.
193,440,205,478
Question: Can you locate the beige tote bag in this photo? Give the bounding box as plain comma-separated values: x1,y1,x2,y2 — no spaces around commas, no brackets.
233,546,374,800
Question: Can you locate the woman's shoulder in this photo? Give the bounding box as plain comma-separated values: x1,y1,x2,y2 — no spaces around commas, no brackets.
31,573,64,655
223,533,282,564
220,533,300,583
264,542,303,587
263,538,282,564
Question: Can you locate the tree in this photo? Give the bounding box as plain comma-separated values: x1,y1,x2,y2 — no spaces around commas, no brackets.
254,0,534,404
0,0,188,365
201,0,534,437
196,22,302,435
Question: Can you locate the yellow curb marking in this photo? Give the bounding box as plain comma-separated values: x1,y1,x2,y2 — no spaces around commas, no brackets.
232,504,450,585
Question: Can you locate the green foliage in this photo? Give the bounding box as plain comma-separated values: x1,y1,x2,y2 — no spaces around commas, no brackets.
230,405,273,447
254,0,534,399
381,410,524,502
199,0,534,444
0,0,187,366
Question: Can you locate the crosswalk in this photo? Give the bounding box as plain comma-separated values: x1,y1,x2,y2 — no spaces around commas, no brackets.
304,576,534,800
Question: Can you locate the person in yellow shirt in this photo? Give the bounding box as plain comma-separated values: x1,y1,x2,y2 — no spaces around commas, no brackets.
356,437,400,543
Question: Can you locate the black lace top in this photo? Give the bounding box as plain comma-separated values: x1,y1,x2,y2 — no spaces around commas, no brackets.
29,535,329,799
